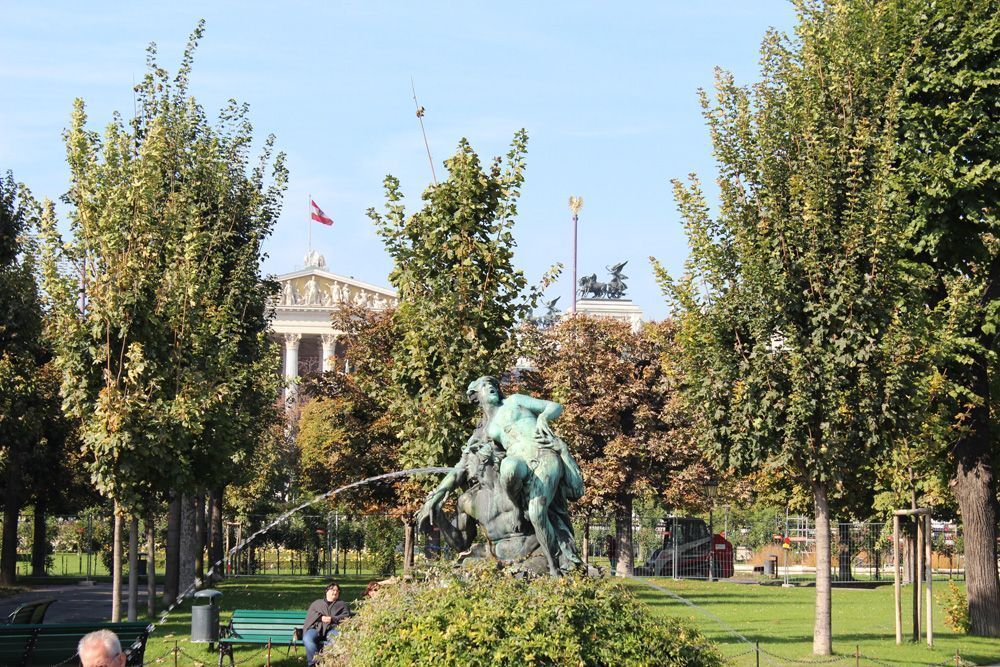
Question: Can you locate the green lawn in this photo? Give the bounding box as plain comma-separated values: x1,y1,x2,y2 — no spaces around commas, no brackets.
15,552,109,577
134,574,1000,666
628,577,1000,666
143,575,375,667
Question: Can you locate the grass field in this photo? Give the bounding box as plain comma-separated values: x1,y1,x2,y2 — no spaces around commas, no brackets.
110,574,1000,666
628,577,1000,666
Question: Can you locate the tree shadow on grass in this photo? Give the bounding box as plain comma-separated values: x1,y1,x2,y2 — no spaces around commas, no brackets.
631,589,813,608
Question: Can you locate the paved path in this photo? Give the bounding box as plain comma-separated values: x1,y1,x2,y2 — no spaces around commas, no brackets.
0,582,161,623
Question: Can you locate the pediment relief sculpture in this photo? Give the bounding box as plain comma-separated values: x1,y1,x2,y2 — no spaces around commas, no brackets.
275,276,397,310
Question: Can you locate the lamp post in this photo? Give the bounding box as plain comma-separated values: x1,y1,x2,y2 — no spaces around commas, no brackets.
704,478,719,582
568,197,583,315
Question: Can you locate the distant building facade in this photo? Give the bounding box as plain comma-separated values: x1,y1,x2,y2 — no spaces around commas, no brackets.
270,251,396,401
572,298,644,331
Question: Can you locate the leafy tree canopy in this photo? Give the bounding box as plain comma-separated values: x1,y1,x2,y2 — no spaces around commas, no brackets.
40,22,287,511
367,131,556,474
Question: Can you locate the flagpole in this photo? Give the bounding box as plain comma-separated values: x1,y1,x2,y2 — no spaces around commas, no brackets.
308,193,312,253
411,78,438,186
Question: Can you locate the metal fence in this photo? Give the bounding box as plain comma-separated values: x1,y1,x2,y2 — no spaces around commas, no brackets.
3,509,969,584
2,513,109,578
0,511,419,579
224,512,411,578
578,512,967,584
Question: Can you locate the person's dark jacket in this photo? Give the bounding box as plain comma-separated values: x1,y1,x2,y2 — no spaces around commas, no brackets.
303,598,351,637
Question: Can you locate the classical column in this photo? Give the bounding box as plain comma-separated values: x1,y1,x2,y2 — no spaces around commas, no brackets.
320,334,339,373
283,333,301,401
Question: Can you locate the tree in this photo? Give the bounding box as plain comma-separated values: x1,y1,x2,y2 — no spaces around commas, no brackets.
363,133,553,572
25,361,96,578
0,173,45,586
525,316,707,575
891,0,1000,636
654,2,927,654
290,305,402,518
39,23,286,616
298,378,401,513
367,131,554,475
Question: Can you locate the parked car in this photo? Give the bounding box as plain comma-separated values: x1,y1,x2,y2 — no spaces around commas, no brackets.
635,516,734,578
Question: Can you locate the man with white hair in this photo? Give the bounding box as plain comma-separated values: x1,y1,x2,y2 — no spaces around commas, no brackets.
78,629,126,667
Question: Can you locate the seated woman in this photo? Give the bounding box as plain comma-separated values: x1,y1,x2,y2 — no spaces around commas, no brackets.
302,582,350,666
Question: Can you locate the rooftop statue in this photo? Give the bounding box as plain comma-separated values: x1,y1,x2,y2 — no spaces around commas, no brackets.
417,376,584,575
529,296,561,328
303,249,327,270
578,261,629,300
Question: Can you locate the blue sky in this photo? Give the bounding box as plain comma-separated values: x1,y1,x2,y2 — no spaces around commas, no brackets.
1,1,796,320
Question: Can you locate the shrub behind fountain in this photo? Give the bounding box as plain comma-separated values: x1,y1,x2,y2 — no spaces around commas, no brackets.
321,565,722,666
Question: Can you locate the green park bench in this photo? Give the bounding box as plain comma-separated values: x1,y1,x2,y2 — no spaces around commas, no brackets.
0,621,150,666
218,609,306,667
4,599,55,625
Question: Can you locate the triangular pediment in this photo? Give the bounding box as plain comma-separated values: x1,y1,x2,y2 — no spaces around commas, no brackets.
273,267,397,310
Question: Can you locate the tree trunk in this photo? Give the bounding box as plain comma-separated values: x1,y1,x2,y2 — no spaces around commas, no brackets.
952,452,1000,636
583,520,590,566
146,513,156,618
0,456,24,585
344,532,350,575
127,516,138,621
901,529,913,584
615,496,634,576
31,501,47,577
208,487,224,580
178,494,196,596
402,520,415,578
308,538,318,576
194,493,206,585
111,508,123,622
0,508,19,585
948,278,1000,636
813,481,832,656
837,522,853,582
911,519,920,640
163,494,181,606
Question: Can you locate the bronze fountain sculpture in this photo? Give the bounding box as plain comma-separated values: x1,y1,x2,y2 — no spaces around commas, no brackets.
417,376,584,575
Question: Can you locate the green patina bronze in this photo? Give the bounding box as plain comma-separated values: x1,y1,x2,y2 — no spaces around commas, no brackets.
417,376,584,575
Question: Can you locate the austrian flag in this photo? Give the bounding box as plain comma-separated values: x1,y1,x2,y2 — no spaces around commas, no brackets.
310,200,334,226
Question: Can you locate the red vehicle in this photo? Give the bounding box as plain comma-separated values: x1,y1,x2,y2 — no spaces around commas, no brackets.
636,516,734,578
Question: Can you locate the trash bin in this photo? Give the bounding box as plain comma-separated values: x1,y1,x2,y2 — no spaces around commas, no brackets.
191,589,222,647
764,555,778,577
136,557,147,578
